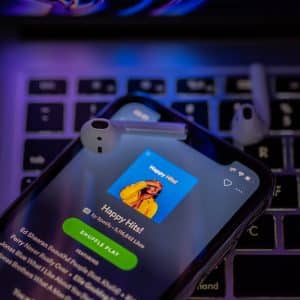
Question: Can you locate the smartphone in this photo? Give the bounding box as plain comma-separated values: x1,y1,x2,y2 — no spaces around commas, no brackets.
0,95,274,300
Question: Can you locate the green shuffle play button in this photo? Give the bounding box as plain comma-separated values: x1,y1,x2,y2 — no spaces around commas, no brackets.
62,218,138,271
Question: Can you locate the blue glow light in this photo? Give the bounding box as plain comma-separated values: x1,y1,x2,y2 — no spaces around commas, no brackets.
3,0,208,16
117,0,153,16
151,0,207,16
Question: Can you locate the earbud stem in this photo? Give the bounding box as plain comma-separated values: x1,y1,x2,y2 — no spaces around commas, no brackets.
231,63,271,147
250,63,271,128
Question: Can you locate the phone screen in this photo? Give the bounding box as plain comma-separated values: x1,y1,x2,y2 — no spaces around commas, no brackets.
0,101,260,300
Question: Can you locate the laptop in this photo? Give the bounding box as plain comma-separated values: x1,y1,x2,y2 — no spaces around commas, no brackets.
0,1,300,299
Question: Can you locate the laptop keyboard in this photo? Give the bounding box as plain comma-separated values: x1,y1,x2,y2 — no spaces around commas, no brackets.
19,73,300,299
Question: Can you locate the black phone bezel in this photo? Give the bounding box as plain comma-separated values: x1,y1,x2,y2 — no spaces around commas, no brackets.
2,12,300,39
0,94,275,299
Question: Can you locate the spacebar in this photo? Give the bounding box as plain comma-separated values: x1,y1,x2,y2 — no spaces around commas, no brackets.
234,255,300,297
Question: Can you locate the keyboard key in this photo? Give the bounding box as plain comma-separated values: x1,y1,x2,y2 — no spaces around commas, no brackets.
28,79,67,95
275,76,300,94
245,138,284,170
26,103,64,132
226,76,251,94
172,101,208,128
192,263,225,297
293,138,300,169
271,100,300,130
271,175,298,209
21,177,37,192
177,78,215,95
284,216,300,249
74,102,108,131
112,102,160,122
219,100,251,131
23,139,71,171
234,255,300,297
128,79,165,94
237,214,275,249
78,79,116,94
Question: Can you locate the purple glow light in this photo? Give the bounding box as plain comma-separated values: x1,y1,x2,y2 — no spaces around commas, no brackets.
150,0,181,16
150,0,207,16
2,0,209,16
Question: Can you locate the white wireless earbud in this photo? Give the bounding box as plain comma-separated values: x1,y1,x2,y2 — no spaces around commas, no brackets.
80,118,187,153
231,103,269,146
231,63,271,147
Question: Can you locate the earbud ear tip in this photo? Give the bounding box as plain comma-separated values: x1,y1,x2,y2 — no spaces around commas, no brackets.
231,104,268,147
80,118,120,153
